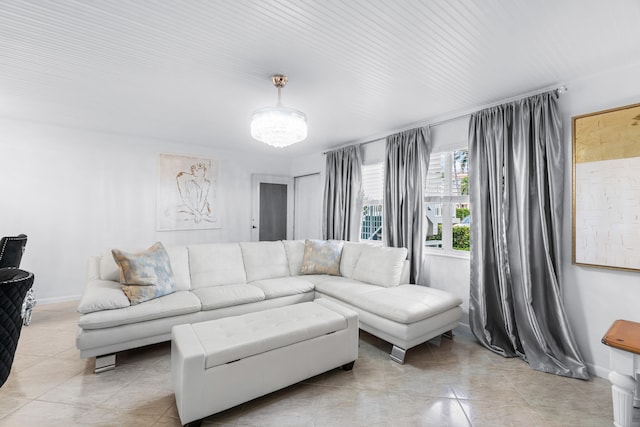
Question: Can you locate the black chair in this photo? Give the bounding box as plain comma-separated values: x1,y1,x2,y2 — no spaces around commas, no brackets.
0,235,35,326
0,268,35,387
0,234,27,268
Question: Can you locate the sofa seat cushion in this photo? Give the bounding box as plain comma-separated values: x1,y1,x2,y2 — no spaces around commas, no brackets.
315,278,381,302
293,274,333,286
191,302,348,369
250,277,314,299
192,284,265,310
354,285,463,324
78,291,201,330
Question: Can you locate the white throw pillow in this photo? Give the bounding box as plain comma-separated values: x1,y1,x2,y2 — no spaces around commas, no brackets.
352,245,408,287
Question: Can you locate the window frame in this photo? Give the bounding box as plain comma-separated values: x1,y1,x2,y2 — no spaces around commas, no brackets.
360,162,384,243
424,147,470,258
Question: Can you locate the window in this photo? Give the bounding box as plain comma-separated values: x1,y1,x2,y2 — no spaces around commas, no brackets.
424,148,470,253
361,162,384,242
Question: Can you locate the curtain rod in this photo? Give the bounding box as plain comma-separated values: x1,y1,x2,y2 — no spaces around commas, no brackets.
323,84,568,155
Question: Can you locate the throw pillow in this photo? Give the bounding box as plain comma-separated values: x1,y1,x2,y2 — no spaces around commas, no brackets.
300,239,344,276
112,242,177,305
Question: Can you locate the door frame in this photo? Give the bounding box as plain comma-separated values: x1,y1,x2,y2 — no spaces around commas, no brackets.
251,174,294,241
293,172,322,240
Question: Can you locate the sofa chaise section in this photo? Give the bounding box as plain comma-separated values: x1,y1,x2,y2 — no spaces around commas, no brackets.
315,282,463,363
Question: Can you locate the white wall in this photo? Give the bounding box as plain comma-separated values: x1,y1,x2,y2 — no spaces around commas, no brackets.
292,152,326,239
559,61,640,378
292,62,640,379
0,118,292,302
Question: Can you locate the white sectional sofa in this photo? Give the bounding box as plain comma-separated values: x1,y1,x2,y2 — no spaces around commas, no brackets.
76,240,463,371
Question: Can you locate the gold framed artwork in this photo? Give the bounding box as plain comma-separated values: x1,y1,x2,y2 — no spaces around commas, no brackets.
572,102,640,271
157,153,220,231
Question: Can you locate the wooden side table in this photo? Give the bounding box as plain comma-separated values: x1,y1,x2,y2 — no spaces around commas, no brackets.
602,320,640,427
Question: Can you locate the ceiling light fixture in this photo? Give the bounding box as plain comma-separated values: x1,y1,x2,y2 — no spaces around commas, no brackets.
251,74,307,148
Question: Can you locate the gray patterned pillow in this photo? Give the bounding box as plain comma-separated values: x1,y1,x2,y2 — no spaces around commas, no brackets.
300,239,344,276
112,242,176,305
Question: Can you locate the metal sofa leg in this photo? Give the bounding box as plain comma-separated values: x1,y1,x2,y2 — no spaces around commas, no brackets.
390,345,406,364
442,330,454,340
95,354,116,373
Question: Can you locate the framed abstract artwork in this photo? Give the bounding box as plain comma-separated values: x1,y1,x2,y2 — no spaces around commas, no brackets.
572,103,640,271
157,153,221,231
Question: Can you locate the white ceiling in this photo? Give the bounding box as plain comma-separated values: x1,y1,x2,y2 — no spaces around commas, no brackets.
1,0,640,157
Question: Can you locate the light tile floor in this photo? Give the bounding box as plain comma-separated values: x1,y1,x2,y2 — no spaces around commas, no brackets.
0,301,617,426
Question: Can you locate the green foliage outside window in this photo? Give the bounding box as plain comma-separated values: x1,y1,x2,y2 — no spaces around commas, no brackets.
453,226,470,251
425,221,470,251
455,208,470,220
426,224,442,241
460,176,469,195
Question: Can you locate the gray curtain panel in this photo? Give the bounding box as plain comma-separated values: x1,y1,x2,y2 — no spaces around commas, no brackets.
322,145,363,241
468,92,588,379
384,127,432,284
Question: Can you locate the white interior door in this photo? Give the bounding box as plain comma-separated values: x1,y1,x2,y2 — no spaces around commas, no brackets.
251,174,294,241
294,173,321,239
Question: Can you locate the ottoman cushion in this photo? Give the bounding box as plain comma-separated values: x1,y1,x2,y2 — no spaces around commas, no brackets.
191,301,348,369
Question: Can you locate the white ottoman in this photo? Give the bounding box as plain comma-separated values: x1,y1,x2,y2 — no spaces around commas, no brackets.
171,299,358,426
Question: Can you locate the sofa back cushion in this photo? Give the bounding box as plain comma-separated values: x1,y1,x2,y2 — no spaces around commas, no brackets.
352,245,408,287
240,241,290,282
339,241,367,278
282,240,305,276
98,244,191,291
188,243,247,288
166,246,191,291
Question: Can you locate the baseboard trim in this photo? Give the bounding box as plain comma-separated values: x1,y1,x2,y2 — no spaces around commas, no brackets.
36,295,81,305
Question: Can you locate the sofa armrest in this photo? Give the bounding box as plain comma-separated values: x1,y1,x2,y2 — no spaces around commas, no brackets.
77,279,130,314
